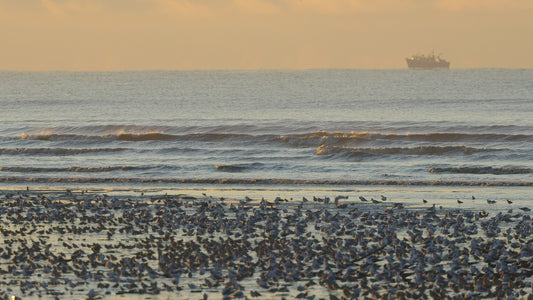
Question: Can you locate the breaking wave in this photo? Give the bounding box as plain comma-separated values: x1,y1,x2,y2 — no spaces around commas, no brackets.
17,130,533,145
277,131,533,148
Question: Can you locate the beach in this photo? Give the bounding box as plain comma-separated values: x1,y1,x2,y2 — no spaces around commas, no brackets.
1,187,532,299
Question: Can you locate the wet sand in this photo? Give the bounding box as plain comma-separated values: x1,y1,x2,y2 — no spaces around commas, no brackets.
1,188,532,299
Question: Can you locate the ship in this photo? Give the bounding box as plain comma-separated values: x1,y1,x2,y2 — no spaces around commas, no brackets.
406,52,450,69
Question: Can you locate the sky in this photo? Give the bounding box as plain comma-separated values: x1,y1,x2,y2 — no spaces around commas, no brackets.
1,0,533,71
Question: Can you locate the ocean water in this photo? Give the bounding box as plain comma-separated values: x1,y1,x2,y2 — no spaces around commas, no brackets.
1,69,533,201
2,69,533,300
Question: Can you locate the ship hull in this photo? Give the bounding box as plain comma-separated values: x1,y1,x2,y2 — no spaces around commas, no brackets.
406,58,450,70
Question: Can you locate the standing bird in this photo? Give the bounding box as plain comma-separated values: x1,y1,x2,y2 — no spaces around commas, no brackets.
457,200,463,204
380,195,387,201
334,195,347,206
359,196,368,202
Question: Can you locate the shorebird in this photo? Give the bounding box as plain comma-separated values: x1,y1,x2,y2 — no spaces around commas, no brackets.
335,195,348,206
393,203,404,209
487,199,497,204
457,200,463,204
4,189,533,299
359,196,368,202
334,195,347,206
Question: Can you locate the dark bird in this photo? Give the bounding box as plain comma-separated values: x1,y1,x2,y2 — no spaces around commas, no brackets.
393,203,404,209
457,200,463,204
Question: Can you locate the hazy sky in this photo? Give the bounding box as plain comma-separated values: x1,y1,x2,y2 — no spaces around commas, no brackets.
1,0,532,70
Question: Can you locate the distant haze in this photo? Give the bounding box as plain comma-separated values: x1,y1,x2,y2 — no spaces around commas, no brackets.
1,0,532,71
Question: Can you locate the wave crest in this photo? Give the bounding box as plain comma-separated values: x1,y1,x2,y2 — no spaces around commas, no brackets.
0,148,128,156
16,130,533,147
1,176,531,187
215,163,264,173
0,166,155,173
429,166,533,175
116,132,175,141
17,132,257,143
278,131,533,148
316,145,503,158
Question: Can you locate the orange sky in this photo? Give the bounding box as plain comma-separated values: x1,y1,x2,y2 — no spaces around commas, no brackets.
1,0,532,70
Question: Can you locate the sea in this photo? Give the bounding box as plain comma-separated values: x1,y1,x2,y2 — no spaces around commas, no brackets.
1,69,533,206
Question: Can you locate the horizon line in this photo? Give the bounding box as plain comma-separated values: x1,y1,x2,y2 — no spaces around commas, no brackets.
1,67,531,73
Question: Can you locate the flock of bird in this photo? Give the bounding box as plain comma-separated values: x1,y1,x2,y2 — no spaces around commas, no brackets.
0,189,532,299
